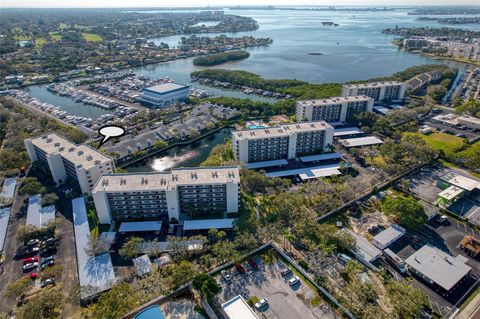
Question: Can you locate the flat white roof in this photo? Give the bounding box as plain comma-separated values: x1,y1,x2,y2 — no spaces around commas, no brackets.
405,244,471,291
373,106,391,115
333,127,364,137
0,177,17,199
296,95,372,107
72,197,115,299
266,163,341,178
245,159,289,169
0,207,11,253
94,166,240,193
28,133,112,170
232,121,332,140
133,254,153,277
144,82,188,94
340,136,383,148
440,171,480,192
373,224,406,249
136,239,204,254
26,194,56,228
344,228,382,263
183,218,235,231
119,221,162,233
222,295,259,319
438,185,464,201
299,152,341,163
343,81,404,89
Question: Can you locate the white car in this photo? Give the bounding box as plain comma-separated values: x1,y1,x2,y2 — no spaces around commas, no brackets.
22,262,38,272
221,270,232,282
254,298,268,310
438,215,448,223
337,253,352,263
288,276,300,286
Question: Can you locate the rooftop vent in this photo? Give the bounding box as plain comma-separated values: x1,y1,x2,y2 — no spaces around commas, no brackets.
54,142,60,147
46,138,52,143
59,147,65,152
86,155,93,161
102,179,109,186
191,172,198,179
68,147,75,152
212,172,218,178
141,178,148,185
77,150,84,156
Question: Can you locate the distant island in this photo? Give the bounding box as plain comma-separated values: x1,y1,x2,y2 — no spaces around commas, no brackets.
308,52,324,55
193,50,251,66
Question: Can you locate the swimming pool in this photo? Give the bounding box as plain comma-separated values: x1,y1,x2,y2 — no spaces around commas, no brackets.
248,125,266,129
134,305,166,319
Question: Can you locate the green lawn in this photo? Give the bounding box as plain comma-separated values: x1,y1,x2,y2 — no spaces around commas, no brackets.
49,32,62,42
82,33,103,42
405,132,465,157
35,37,47,48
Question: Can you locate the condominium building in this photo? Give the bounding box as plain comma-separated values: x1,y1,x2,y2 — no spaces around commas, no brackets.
295,96,374,122
24,133,115,195
342,81,406,102
232,121,334,164
92,166,240,224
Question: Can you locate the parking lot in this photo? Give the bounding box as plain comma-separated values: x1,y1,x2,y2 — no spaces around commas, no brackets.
403,165,480,225
387,215,480,316
216,256,339,319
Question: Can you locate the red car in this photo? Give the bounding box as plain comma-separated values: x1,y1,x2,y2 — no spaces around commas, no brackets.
247,258,259,271
23,256,39,264
30,272,38,280
235,263,246,274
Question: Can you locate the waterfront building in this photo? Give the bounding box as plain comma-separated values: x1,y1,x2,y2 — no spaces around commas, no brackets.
92,166,240,224
140,82,190,108
295,96,374,122
232,121,334,164
342,81,406,102
24,133,115,195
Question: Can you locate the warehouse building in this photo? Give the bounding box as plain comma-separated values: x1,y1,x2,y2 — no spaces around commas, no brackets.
140,82,190,108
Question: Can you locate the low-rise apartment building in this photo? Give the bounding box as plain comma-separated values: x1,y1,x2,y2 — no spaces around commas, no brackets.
342,81,406,102
92,166,240,224
232,121,334,164
24,133,115,194
140,82,190,108
295,96,374,122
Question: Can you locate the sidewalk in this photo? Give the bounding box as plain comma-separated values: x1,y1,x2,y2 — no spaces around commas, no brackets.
455,292,480,319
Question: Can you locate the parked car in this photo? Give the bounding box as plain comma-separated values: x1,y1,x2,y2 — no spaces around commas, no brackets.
22,262,38,272
24,246,40,256
235,263,246,274
280,268,292,277
288,276,300,286
221,270,232,282
41,259,55,270
26,239,40,247
40,246,57,257
23,256,39,264
438,215,448,223
41,238,56,248
247,258,259,271
40,277,56,288
30,272,38,280
254,298,268,310
338,253,352,263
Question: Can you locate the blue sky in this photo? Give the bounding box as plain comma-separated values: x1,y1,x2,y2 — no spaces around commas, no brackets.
2,0,479,8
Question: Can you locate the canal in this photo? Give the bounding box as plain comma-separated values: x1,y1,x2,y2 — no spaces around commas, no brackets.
124,127,232,173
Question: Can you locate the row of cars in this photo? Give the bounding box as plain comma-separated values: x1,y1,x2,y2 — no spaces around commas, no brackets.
22,237,57,288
